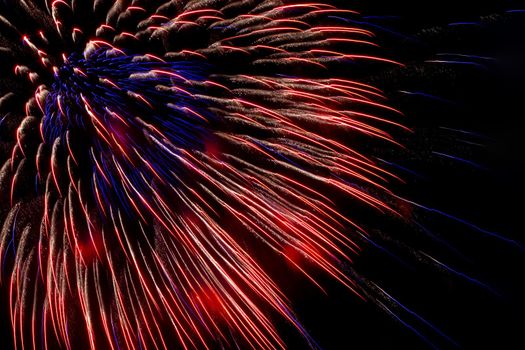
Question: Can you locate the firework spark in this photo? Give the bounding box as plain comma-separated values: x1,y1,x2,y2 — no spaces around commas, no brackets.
0,1,404,349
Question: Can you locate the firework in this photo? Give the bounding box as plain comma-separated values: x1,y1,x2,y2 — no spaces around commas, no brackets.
0,1,403,349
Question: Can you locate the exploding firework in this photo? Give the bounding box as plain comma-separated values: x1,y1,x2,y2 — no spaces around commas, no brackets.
0,1,407,349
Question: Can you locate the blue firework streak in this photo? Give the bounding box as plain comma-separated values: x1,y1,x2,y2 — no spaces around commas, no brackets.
44,49,215,218
44,50,211,146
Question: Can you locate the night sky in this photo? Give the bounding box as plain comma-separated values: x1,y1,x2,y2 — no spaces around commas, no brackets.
284,1,525,349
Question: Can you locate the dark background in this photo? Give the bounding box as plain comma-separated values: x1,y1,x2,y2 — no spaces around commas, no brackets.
280,1,525,349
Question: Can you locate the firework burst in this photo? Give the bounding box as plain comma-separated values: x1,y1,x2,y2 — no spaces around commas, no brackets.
0,1,404,349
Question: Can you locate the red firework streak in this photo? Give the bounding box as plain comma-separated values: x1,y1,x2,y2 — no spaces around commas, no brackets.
0,1,406,349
